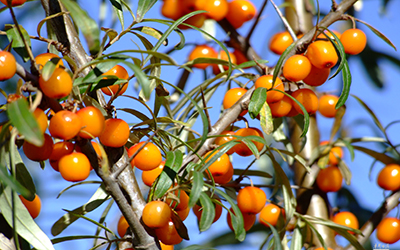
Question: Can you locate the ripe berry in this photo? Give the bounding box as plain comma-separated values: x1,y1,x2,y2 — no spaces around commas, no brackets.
226,0,256,29
76,106,105,139
33,108,48,134
128,141,162,171
142,201,171,228
303,65,331,87
291,88,319,115
0,50,17,81
142,161,164,187
117,215,129,237
320,141,343,165
34,52,63,70
161,0,183,20
377,164,400,191
99,118,130,148
259,204,284,227
269,95,293,118
0,0,26,6
233,49,250,68
237,186,267,214
101,65,129,96
376,217,400,244
233,127,264,157
227,207,256,231
49,141,75,172
340,28,367,55
214,131,236,155
155,220,183,245
19,194,41,219
39,68,73,99
282,55,312,82
222,87,248,116
212,50,237,73
254,75,285,103
332,211,359,234
318,94,339,118
306,40,338,69
212,161,233,184
188,44,217,69
49,110,82,140
269,31,294,55
23,133,53,162
166,189,189,211
316,165,343,192
58,152,91,182
203,0,228,21
204,150,232,177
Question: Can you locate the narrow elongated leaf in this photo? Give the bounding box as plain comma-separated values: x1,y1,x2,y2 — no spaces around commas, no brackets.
7,98,43,146
273,42,296,84
137,0,158,21
197,192,215,232
290,224,303,250
132,26,166,45
336,61,352,109
51,235,107,245
189,170,204,208
181,245,217,250
0,186,55,250
264,221,283,250
110,0,124,29
248,87,267,119
5,24,31,62
357,19,396,51
260,102,273,135
325,30,346,80
233,169,272,179
15,162,36,200
0,164,30,198
154,151,183,199
351,94,385,133
352,145,396,165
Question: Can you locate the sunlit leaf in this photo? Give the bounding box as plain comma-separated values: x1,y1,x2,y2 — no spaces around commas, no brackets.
260,102,273,135
197,192,215,232
136,0,158,21
352,145,396,165
351,94,385,133
0,163,30,198
5,24,31,62
357,19,396,51
189,170,204,208
154,151,183,199
248,87,266,119
110,0,124,29
132,26,167,46
336,61,351,109
41,58,62,82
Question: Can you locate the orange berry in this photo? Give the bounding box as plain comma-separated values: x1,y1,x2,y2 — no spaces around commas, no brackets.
142,161,164,187
377,164,400,191
0,50,17,81
376,217,400,244
49,110,82,140
306,40,338,69
0,0,26,6
19,194,41,219
76,106,105,139
203,0,228,21
39,68,72,99
161,0,183,20
127,141,162,171
340,28,367,55
212,50,237,73
259,203,284,227
34,52,64,70
99,118,130,148
176,206,190,221
117,215,129,237
282,55,312,82
237,186,267,214
58,152,91,182
233,49,250,68
155,220,183,245
269,95,293,118
332,211,359,234
318,94,339,118
316,165,343,192
166,189,189,211
204,150,231,177
303,65,331,87
291,88,319,115
49,141,75,171
233,127,264,157
101,65,129,96
188,44,217,69
226,0,256,29
193,200,223,223
180,13,206,29
222,87,248,116
254,75,285,103
214,131,236,155
142,201,171,228
320,141,343,165
227,207,256,231
33,108,48,134
269,31,294,55
212,161,233,184
23,133,53,162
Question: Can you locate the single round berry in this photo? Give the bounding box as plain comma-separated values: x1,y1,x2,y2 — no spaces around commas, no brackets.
49,110,82,140
269,95,293,118
226,0,256,29
161,0,183,20
254,75,285,104
128,141,163,171
142,201,172,228
291,88,319,115
303,65,331,87
49,141,75,172
212,50,237,73
214,131,236,155
376,217,400,244
39,68,73,99
233,127,264,157
332,211,359,234
76,106,105,139
165,189,189,211
155,220,183,245
340,28,367,55
99,118,130,148
188,45,217,69
222,87,248,116
212,161,233,184
306,40,338,69
101,65,129,96
269,31,294,55
23,133,53,162
0,50,17,81
377,164,400,191
316,165,343,192
58,152,91,182
237,186,267,214
203,0,228,21
318,94,339,118
259,204,284,227
320,141,343,165
19,194,41,219
282,55,312,82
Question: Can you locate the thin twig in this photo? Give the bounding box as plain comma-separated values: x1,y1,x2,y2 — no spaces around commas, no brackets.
246,0,269,43
200,87,212,132
269,0,298,41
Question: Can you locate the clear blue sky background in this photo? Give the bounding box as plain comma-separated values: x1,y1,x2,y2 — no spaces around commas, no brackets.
4,0,400,249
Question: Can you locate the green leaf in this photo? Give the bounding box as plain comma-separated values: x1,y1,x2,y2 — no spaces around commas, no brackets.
233,169,272,179
281,91,309,137
336,60,352,109
41,58,62,82
136,0,158,22
248,87,266,119
110,0,124,30
351,94,385,132
154,151,183,199
0,163,30,198
132,26,167,45
15,162,36,200
59,0,100,55
290,224,303,250
357,19,396,51
260,102,273,135
7,98,43,146
5,24,31,62
180,245,217,250
189,170,204,208
197,192,215,232
264,221,283,250
325,30,346,80
352,145,396,165
51,235,107,245
0,186,55,250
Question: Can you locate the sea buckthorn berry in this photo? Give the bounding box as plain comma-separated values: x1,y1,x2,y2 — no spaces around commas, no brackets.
0,50,17,81
176,206,190,221
193,200,223,223
49,141,75,171
49,110,82,140
101,65,129,96
204,150,231,177
128,141,162,171
0,0,26,6
203,0,228,21
39,68,72,99
33,108,48,134
180,13,207,30
142,161,164,187
19,194,41,219
316,165,343,192
117,215,129,237
306,40,338,69
376,217,400,244
227,207,256,232
318,94,339,118
212,50,237,73
320,141,343,165
226,0,256,29
213,161,233,184
58,152,91,182
166,189,189,211
214,131,236,155
233,49,250,68
269,31,294,55
303,65,331,87
340,28,367,55
269,95,293,118
254,75,285,104
282,55,312,82
188,44,217,69
142,201,172,228
23,133,53,162
291,88,319,115
34,52,63,70
377,164,400,191
99,118,130,148
237,186,267,214
332,211,359,234
76,106,105,139
222,87,248,116
233,127,264,157
259,204,284,227
161,0,183,20
155,220,183,245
